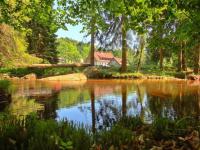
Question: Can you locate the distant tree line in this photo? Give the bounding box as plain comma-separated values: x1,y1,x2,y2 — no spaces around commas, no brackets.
56,37,90,63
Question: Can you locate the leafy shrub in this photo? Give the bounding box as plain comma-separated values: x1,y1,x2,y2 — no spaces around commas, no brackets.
0,80,10,90
2,67,76,78
95,125,133,149
118,116,143,130
174,72,186,79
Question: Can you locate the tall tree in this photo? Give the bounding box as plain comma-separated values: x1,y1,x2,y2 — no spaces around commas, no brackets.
58,0,105,65
98,0,168,72
0,0,30,29
136,34,146,72
97,0,130,72
0,0,64,63
26,0,60,63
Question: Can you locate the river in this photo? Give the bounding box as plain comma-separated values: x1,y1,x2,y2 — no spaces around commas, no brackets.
0,79,199,129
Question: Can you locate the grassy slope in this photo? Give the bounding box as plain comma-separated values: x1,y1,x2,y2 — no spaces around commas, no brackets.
0,24,41,68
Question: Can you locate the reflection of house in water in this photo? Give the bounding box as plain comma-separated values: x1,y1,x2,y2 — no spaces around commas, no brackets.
11,81,55,98
93,86,116,97
92,85,121,98
14,89,53,98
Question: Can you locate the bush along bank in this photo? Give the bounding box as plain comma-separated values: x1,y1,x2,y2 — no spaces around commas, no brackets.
0,114,200,150
84,67,200,80
0,66,199,81
0,67,84,80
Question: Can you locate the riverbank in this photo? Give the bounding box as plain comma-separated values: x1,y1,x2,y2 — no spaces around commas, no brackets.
84,66,200,81
0,113,199,150
0,66,199,81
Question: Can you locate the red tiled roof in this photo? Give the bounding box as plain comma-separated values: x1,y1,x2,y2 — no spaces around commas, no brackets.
94,52,114,61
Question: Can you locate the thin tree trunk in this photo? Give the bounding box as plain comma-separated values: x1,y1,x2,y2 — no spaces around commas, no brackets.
182,48,187,71
194,45,200,74
90,17,95,66
178,48,183,72
137,34,145,72
159,48,163,70
121,15,127,72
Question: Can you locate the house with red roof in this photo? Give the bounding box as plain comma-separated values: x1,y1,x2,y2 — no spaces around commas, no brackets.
86,51,122,67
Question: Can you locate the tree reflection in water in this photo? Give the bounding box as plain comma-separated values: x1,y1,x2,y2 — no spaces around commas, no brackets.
92,83,128,131
35,93,58,119
90,86,96,133
0,89,11,111
1,79,199,129
148,93,200,120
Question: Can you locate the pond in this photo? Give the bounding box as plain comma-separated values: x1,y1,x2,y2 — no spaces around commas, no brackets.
0,79,199,129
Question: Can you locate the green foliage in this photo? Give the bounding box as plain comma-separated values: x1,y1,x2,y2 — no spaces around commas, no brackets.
118,116,143,130
0,67,77,78
1,114,199,150
58,89,90,108
151,117,199,140
0,114,91,150
0,24,42,67
174,72,186,79
0,0,64,64
112,72,144,79
0,80,10,91
56,38,90,63
1,0,199,74
95,125,133,149
0,0,31,29
26,0,59,63
83,67,113,78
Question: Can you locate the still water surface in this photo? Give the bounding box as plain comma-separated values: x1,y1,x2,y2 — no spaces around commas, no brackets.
1,79,200,128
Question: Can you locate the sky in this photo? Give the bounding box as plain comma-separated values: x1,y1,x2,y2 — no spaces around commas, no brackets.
56,24,90,42
55,24,138,49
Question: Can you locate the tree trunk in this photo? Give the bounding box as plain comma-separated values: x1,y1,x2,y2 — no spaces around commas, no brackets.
90,17,95,66
194,45,200,74
159,48,163,70
137,34,145,72
178,48,183,72
182,48,187,71
121,15,127,72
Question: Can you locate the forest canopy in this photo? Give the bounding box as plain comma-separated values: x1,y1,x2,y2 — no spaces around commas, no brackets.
0,0,199,73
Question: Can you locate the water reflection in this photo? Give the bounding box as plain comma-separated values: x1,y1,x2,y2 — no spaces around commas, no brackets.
0,89,11,110
0,79,199,128
90,87,96,133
